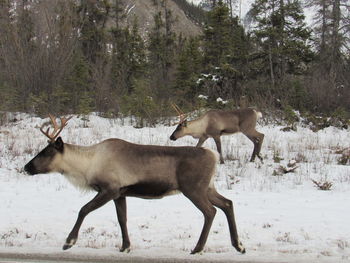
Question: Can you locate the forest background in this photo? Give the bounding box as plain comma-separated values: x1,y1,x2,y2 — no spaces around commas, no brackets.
0,0,349,127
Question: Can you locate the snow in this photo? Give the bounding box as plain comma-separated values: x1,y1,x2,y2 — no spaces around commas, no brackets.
198,94,208,100
216,97,228,104
0,113,350,262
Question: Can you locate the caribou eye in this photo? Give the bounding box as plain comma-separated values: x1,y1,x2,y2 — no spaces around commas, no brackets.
40,145,57,157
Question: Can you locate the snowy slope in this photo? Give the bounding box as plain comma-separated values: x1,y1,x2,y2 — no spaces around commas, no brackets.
0,113,349,262
188,0,255,18
188,0,314,25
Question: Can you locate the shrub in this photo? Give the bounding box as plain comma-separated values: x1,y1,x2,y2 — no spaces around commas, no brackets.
311,179,333,191
120,80,158,128
283,105,299,126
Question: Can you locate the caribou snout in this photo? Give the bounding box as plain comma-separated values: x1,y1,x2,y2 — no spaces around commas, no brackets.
24,162,36,175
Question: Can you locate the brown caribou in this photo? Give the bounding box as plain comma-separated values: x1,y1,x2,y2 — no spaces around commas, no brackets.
24,114,245,255
170,104,264,164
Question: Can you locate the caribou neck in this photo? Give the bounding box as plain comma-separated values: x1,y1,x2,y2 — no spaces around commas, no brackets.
57,144,96,190
187,118,207,138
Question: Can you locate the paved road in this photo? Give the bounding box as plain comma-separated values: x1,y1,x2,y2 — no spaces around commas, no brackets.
0,252,261,263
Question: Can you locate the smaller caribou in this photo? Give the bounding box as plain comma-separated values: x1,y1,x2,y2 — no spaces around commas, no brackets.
170,104,264,164
24,115,245,255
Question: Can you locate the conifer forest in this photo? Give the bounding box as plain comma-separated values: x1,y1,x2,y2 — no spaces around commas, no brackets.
0,0,349,126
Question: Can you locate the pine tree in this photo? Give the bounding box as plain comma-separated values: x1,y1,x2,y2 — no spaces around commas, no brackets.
203,1,233,68
77,0,110,64
65,50,92,114
174,37,203,104
147,6,177,101
75,0,113,114
250,0,313,91
201,1,249,103
111,19,147,96
305,0,349,111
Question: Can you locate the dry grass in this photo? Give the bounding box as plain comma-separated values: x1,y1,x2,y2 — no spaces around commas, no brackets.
311,179,333,191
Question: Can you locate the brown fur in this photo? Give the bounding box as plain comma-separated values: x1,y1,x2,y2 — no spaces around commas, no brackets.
24,137,245,254
170,108,264,163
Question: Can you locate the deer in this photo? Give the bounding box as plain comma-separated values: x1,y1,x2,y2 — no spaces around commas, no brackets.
170,104,264,164
24,114,245,255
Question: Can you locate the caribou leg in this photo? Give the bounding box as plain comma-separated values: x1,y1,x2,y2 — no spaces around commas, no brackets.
207,188,245,253
182,190,217,254
114,197,131,252
63,189,119,250
196,136,208,147
246,131,264,162
255,132,264,161
213,136,224,164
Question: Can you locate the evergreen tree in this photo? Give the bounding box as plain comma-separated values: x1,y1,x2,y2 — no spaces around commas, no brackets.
147,6,177,102
64,50,92,114
75,0,112,114
307,0,348,81
203,1,233,67
77,0,110,64
202,1,249,103
174,37,203,104
250,0,313,94
111,19,147,96
306,0,349,111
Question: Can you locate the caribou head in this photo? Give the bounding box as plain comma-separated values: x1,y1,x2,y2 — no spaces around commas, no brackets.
169,104,188,141
24,114,72,175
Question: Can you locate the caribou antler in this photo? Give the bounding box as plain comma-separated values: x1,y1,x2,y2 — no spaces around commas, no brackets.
40,114,72,142
171,103,187,125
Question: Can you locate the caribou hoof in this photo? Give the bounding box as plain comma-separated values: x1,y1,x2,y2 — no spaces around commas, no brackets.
62,238,76,250
120,246,131,253
62,244,72,250
238,247,246,254
234,242,246,254
190,248,203,255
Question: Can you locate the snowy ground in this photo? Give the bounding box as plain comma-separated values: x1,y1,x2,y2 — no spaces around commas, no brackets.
0,113,349,262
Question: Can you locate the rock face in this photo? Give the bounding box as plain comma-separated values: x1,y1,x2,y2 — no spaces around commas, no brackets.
121,0,202,37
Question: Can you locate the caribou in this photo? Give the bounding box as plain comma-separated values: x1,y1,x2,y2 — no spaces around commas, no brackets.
170,104,264,164
24,115,245,255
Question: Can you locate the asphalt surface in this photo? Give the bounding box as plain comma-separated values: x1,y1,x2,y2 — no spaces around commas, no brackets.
0,252,261,263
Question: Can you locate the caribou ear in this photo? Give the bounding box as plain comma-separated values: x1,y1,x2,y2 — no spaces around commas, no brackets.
54,137,64,152
183,120,188,127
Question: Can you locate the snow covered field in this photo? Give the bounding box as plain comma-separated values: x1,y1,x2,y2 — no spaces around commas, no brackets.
0,113,349,262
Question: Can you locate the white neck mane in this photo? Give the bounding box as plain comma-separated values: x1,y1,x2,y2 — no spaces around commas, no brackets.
58,144,96,191
187,117,207,138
